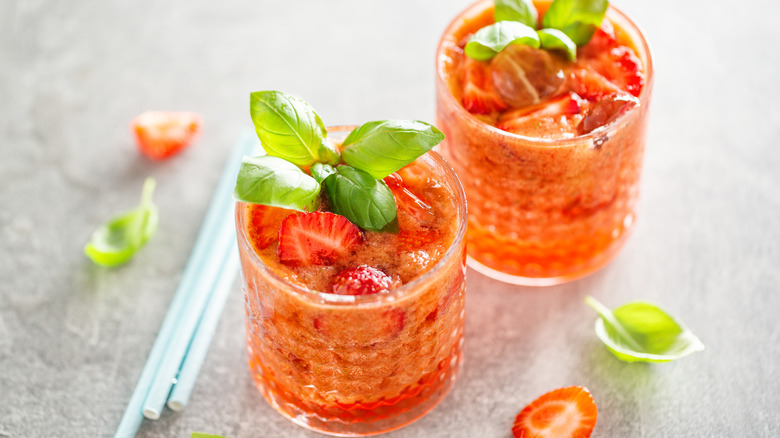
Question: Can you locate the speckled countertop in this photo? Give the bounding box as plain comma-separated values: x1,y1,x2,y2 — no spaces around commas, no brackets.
1,0,779,437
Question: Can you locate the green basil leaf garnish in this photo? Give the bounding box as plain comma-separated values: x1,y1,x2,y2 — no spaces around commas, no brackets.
585,296,705,363
310,162,337,183
341,120,444,179
537,28,577,61
495,0,538,28
541,0,608,47
465,21,540,61
84,177,158,267
249,90,339,166
234,155,320,211
322,166,396,231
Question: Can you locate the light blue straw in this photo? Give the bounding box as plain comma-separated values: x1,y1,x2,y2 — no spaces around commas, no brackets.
114,133,258,438
167,244,239,411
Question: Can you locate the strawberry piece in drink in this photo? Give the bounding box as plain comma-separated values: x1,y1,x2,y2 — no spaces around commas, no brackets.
496,92,585,138
331,265,397,296
277,212,363,266
246,204,295,250
461,56,509,114
384,173,436,225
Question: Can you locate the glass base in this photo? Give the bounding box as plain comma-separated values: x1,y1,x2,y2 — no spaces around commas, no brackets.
249,350,462,436
466,228,633,287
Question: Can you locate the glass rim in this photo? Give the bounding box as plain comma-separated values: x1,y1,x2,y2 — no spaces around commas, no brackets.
434,0,655,148
235,125,468,307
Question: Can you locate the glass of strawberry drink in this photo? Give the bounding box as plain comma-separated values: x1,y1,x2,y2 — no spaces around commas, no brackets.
436,0,653,285
235,92,467,436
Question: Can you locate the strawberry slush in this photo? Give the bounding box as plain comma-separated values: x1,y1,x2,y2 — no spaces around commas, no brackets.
436,0,653,284
236,127,467,436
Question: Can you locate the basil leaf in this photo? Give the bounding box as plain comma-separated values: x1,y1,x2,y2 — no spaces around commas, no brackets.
495,0,538,28
538,28,577,61
585,296,705,363
322,166,396,231
249,90,339,166
541,0,608,46
84,178,158,267
310,163,337,183
465,21,540,61
340,120,444,179
234,155,320,211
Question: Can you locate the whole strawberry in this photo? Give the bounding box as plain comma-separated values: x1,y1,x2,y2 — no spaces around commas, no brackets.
331,265,395,296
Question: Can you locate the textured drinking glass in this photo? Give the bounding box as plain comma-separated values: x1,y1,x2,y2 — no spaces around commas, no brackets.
236,127,467,436
436,0,653,286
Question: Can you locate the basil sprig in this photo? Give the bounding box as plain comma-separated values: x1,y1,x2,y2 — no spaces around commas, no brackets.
341,120,444,179
238,91,445,231
465,21,540,61
542,0,608,47
84,177,158,267
323,166,397,232
585,296,705,363
464,0,606,61
494,0,537,28
250,91,339,166
538,28,577,61
234,155,320,211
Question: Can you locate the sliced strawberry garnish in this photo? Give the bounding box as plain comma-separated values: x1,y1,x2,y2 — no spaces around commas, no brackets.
461,56,509,115
568,69,624,101
384,173,436,225
496,92,585,138
578,46,645,98
246,204,295,250
277,212,363,266
131,111,202,160
578,94,638,134
579,22,618,59
512,386,598,438
330,265,397,296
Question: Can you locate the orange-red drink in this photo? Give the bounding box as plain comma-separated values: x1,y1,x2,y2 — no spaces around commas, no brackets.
436,0,653,285
236,126,467,436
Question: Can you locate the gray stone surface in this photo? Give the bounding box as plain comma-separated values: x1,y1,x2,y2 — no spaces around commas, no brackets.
1,0,779,437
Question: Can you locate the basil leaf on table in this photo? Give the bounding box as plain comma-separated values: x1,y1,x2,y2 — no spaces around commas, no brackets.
310,163,337,184
585,296,705,363
541,0,608,46
249,90,340,166
341,120,444,179
322,165,397,231
537,28,577,61
495,0,538,28
234,155,320,211
464,21,541,61
84,177,158,267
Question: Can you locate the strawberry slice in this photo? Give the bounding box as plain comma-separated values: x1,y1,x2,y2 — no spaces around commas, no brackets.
578,46,644,98
245,204,295,250
383,173,436,225
461,56,509,115
496,92,585,137
568,69,624,101
579,22,618,59
131,111,202,160
512,386,598,438
277,212,363,266
331,265,397,295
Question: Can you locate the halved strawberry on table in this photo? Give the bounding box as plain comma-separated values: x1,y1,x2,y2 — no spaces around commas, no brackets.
512,386,598,438
131,111,202,160
461,56,509,115
277,212,363,266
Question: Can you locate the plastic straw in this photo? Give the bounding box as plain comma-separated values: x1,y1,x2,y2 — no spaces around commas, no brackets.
167,245,239,411
114,133,257,438
142,134,258,420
